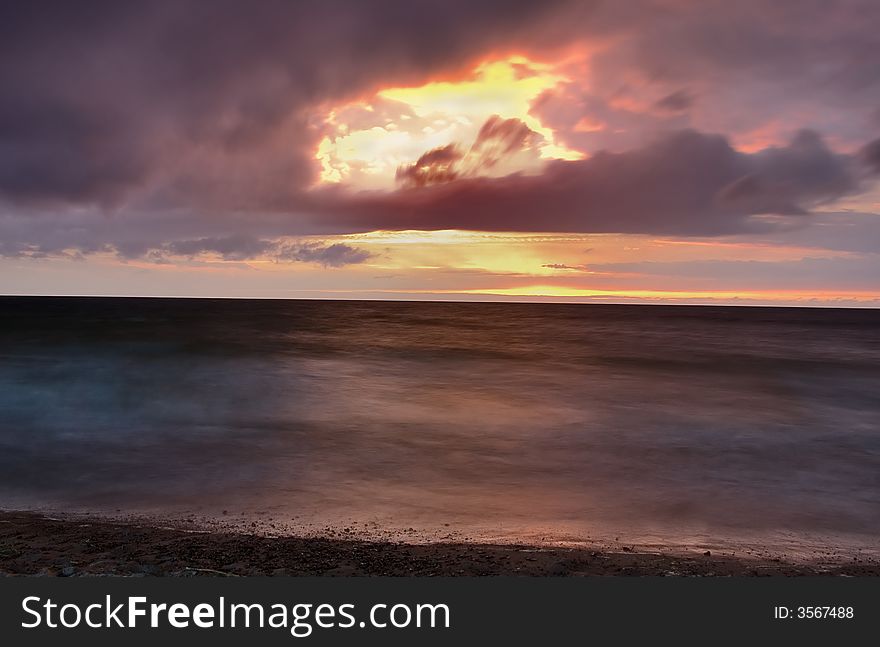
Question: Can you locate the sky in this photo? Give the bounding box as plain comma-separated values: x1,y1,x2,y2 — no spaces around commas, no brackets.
1,0,879,306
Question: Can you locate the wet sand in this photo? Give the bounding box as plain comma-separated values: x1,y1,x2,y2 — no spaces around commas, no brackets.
1,511,878,577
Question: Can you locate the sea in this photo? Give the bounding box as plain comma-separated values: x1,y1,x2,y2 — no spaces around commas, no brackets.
1,297,878,554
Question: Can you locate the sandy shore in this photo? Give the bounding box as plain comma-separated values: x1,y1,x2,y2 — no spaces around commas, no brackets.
1,511,878,577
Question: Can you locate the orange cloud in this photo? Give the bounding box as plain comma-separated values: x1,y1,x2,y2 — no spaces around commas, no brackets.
395,115,542,188
315,56,584,189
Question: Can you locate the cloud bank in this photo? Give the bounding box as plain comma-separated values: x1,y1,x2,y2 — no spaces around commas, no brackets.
1,0,879,261
315,129,877,236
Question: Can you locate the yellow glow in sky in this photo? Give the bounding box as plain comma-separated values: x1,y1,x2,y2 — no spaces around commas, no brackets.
456,285,880,304
315,56,584,189
11,228,875,307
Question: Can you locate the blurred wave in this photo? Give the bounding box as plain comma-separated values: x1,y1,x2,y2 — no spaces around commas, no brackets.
1,297,878,547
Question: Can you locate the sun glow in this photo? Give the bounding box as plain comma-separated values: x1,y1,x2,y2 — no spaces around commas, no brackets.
315,56,584,189
456,285,880,304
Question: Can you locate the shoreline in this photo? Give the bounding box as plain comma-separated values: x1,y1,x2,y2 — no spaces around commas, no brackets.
2,511,878,577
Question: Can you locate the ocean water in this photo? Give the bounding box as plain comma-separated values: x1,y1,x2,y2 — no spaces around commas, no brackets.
1,297,878,552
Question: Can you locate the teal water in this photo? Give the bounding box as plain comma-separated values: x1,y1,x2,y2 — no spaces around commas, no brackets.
1,297,878,550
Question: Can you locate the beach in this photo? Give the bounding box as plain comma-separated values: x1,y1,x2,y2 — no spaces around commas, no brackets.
2,511,878,577
2,298,878,574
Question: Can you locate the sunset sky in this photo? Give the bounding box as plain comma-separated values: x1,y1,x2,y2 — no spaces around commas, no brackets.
2,0,879,306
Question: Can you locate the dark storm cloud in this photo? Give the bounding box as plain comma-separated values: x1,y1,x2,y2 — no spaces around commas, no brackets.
0,220,373,267
164,235,274,261
472,115,538,156
2,128,873,257
274,242,373,267
0,0,574,207
533,1,880,162
654,90,695,112
396,145,462,188
316,129,868,235
715,130,857,215
584,0,880,100
151,236,372,267
2,0,880,256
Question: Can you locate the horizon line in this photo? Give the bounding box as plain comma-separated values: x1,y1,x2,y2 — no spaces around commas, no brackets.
1,293,878,311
